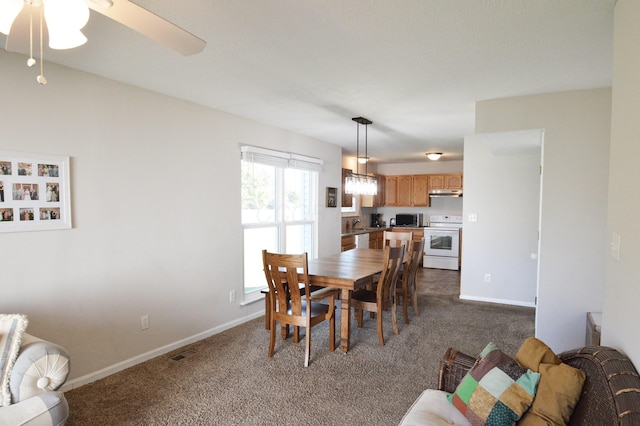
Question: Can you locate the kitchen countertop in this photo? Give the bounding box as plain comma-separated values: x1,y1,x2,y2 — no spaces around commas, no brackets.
341,227,390,237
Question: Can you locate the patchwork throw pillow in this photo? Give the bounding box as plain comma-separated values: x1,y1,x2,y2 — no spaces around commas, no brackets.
448,342,540,425
0,314,28,406
515,337,586,425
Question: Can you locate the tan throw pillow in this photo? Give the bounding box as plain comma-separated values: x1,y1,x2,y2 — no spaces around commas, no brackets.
515,337,586,425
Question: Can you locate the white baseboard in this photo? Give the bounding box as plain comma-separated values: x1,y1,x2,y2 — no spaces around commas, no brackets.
459,294,536,308
61,310,264,392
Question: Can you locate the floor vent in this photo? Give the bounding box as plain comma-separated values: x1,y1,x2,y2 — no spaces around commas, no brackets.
168,349,196,361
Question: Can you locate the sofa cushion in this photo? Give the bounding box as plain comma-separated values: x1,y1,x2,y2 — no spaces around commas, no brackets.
399,389,471,426
448,342,540,425
515,337,586,425
0,314,29,406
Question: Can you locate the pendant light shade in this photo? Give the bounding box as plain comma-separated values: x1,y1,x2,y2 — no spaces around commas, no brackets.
345,117,377,196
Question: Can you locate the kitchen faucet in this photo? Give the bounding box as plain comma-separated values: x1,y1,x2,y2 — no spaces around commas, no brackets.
352,219,360,228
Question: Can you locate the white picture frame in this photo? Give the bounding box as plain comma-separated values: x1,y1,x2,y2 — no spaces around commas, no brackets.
0,151,72,233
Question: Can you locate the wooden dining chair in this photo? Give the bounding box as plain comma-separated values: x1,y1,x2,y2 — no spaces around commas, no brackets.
384,230,413,262
262,250,340,367
396,238,425,324
350,245,405,346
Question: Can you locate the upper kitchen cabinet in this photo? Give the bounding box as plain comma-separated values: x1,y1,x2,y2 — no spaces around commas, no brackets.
397,175,413,206
385,175,398,206
412,174,429,206
342,168,353,207
428,174,463,190
385,175,413,206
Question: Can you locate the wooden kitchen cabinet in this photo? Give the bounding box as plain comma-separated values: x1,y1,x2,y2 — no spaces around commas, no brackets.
342,168,353,207
385,175,398,206
412,174,429,206
393,227,424,241
384,173,463,206
428,174,463,190
368,230,384,249
341,234,356,251
397,175,413,206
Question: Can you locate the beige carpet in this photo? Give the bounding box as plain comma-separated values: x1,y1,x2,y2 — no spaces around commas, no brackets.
416,267,460,296
64,283,534,425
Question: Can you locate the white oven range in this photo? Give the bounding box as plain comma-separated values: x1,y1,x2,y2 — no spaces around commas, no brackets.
423,215,462,270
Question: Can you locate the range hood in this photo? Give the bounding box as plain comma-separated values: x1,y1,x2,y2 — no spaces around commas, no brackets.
429,189,463,197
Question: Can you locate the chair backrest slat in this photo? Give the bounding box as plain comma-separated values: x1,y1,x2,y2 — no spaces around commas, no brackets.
376,245,405,304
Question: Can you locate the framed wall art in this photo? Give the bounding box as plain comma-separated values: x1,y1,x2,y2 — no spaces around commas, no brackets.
0,151,71,233
326,187,337,208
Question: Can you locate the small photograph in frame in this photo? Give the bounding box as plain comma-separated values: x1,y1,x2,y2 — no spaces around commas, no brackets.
0,162,10,175
38,164,59,177
18,162,32,176
12,183,39,201
326,187,337,208
0,180,4,202
0,208,12,221
46,183,60,202
40,208,60,220
19,208,35,221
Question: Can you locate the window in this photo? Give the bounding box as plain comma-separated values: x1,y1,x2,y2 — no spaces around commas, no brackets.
241,146,322,299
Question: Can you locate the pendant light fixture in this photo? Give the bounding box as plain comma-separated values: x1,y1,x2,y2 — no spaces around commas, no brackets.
345,117,378,196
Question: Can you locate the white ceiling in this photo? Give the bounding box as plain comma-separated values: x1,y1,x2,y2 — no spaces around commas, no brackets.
1,0,615,164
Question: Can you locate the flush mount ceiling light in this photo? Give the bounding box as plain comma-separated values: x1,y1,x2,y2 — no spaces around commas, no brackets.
0,0,206,84
345,117,377,196
426,152,443,161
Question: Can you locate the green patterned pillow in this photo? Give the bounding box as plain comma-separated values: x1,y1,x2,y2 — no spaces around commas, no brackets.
447,342,540,425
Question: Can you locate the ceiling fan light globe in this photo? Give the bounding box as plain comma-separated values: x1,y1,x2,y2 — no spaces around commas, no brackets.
43,0,90,49
0,0,24,35
48,28,87,49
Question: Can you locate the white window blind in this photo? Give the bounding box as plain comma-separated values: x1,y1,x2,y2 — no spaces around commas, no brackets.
241,145,323,172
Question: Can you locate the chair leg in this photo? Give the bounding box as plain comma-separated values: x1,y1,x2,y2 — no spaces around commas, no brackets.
304,326,311,367
355,308,363,328
391,298,399,335
268,320,277,357
412,286,420,316
377,309,385,346
402,286,410,324
293,326,300,343
329,314,336,352
265,294,270,330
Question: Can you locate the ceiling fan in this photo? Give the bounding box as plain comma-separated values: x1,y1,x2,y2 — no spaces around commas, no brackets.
1,0,206,83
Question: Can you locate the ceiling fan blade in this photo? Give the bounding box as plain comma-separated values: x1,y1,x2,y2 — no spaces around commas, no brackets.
87,0,206,56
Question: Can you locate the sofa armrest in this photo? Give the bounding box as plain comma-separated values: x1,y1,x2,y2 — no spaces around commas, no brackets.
0,391,68,426
437,348,476,393
9,333,70,404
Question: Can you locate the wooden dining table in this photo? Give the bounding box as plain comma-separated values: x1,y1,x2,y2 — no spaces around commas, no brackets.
307,248,385,353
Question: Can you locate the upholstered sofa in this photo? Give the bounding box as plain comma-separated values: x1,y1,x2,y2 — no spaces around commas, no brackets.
400,343,640,425
0,333,70,426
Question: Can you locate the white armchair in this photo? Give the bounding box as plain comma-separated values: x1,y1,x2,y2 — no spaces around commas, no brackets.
0,333,70,426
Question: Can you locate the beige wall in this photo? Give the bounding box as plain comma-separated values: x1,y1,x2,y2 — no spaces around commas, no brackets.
475,88,611,353
602,0,640,366
0,50,342,387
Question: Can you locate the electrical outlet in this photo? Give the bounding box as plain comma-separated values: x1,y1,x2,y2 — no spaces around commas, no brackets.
484,273,491,283
229,290,236,302
140,315,149,330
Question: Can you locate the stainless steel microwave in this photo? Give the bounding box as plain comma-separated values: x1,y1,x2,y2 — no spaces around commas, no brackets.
395,213,423,227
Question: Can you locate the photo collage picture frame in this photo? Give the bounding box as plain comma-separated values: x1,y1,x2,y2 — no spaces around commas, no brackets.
0,151,71,233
